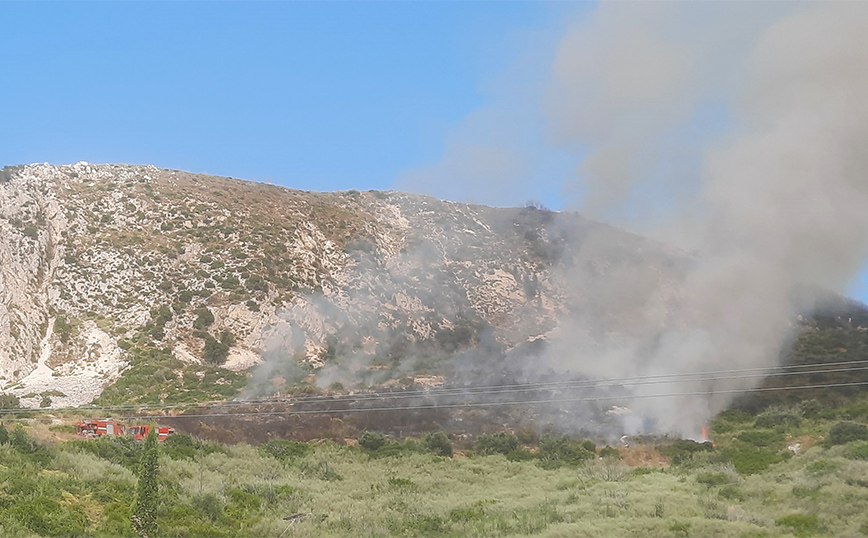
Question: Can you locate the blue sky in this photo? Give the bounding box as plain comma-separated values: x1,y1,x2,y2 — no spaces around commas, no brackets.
2,1,867,304
0,1,575,197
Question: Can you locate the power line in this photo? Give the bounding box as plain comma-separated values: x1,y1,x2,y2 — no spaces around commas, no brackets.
116,380,868,420
3,360,866,416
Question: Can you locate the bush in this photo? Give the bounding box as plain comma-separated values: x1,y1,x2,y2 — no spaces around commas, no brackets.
717,409,753,423
696,472,729,487
423,431,453,457
775,514,823,537
191,493,223,522
10,425,51,464
800,399,824,419
659,439,714,465
475,432,519,456
506,449,536,462
371,440,423,459
8,496,88,535
193,308,215,330
162,433,197,460
537,435,593,467
718,484,744,500
202,336,230,365
737,430,784,448
845,441,868,460
358,431,386,451
828,422,868,445
0,393,20,410
754,411,801,429
53,316,74,343
599,446,620,459
69,435,141,469
725,447,785,475
260,439,312,462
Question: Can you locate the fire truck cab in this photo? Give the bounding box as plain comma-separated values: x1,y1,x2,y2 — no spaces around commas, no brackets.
129,425,175,442
75,420,125,438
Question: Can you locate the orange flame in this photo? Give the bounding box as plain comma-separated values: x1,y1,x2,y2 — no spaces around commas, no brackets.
700,425,708,441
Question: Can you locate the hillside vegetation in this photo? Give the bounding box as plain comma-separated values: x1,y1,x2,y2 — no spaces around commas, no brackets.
3,393,868,538
0,163,686,408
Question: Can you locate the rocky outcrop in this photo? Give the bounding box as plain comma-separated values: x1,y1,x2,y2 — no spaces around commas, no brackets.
0,163,688,406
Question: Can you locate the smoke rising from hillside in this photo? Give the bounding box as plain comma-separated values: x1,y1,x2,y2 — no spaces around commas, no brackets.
400,3,868,436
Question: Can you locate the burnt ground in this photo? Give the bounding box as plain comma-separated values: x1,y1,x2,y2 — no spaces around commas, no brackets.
129,387,622,446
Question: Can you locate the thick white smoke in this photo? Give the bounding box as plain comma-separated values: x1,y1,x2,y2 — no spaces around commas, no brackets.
401,2,868,436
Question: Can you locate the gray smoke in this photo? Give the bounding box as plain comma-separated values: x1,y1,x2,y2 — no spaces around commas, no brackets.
398,2,868,437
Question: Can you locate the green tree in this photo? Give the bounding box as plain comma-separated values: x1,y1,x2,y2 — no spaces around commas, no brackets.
829,422,868,445
193,308,215,330
358,431,386,451
133,426,159,537
0,392,20,410
202,336,230,365
423,431,453,457
475,432,519,455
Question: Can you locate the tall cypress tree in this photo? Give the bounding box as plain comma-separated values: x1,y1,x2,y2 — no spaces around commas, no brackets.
133,426,159,538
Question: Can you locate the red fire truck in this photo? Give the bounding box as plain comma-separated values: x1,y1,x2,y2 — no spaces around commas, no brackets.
75,420,125,438
129,424,175,442
75,420,175,442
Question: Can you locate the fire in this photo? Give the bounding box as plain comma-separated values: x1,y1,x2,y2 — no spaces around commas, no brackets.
700,424,708,441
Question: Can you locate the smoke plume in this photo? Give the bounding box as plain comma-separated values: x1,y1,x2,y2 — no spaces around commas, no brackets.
397,2,868,437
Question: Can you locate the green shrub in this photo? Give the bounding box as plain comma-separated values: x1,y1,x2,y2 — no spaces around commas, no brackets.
696,472,729,487
506,448,536,462
799,399,824,419
659,439,714,464
0,393,20,410
669,520,692,537
717,409,754,423
806,460,838,474
191,493,223,522
829,422,868,445
725,447,785,475
423,431,453,457
389,514,447,537
8,496,88,535
775,514,822,537
475,432,519,456
298,460,343,481
202,336,230,365
10,425,51,464
737,430,784,448
69,435,141,469
845,441,868,460
754,411,801,429
388,476,416,489
162,433,198,460
225,488,261,520
581,439,596,454
718,484,744,500
260,439,312,462
537,435,593,467
599,446,620,459
373,440,423,458
358,431,386,451
193,308,215,330
53,316,74,343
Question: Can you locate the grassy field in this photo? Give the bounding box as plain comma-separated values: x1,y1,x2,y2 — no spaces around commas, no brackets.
2,402,868,538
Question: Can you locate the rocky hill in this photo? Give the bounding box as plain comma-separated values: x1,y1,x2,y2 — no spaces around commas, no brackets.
0,162,690,408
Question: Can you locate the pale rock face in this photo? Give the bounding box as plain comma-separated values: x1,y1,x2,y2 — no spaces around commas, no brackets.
0,163,687,406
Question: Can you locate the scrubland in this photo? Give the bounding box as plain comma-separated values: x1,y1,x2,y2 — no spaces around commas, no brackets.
3,399,868,538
